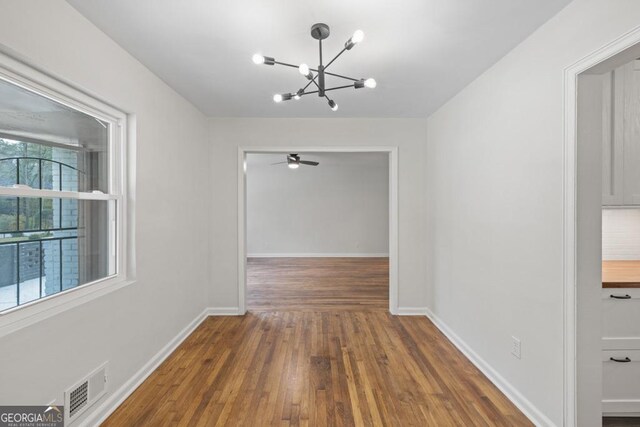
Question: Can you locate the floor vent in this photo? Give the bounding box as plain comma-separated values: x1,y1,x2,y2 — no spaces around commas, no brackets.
64,362,108,423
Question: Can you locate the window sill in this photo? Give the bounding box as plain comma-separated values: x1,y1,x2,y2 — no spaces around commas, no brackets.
0,275,135,339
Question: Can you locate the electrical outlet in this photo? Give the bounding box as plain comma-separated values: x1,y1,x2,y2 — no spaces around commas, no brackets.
511,336,521,359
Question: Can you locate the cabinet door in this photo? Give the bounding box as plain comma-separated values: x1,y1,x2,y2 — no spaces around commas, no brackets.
602,69,624,205
623,60,640,205
603,349,640,414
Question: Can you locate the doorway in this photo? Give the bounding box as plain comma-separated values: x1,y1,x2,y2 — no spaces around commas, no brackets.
567,28,640,425
237,147,399,314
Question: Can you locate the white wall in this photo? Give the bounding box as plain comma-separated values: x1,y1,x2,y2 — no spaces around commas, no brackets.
0,1,210,424
210,118,427,311
602,209,640,259
426,0,640,425
246,153,389,256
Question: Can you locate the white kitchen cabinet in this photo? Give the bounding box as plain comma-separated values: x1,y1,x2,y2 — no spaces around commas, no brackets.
603,349,640,415
602,60,640,206
602,289,640,415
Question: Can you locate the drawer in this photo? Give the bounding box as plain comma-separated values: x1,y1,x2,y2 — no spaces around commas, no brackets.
602,289,640,350
603,350,640,415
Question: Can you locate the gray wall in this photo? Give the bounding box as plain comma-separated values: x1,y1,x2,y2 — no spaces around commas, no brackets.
246,152,389,256
0,2,211,425
426,0,640,424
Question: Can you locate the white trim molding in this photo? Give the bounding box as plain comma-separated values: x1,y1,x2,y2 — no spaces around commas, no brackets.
247,253,389,258
206,307,242,316
563,24,640,426
425,308,555,427
396,307,429,316
238,146,400,315
82,307,241,425
83,308,211,426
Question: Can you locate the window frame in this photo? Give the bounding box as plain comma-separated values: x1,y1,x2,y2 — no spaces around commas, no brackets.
0,51,132,337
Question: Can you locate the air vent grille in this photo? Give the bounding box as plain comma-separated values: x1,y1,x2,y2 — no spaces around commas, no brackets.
69,381,88,417
64,362,108,422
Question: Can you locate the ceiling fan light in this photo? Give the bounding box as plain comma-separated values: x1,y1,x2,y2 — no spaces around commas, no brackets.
288,162,299,169
364,78,377,89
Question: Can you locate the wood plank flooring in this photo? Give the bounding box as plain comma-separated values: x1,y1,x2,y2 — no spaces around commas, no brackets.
247,257,389,312
103,258,532,426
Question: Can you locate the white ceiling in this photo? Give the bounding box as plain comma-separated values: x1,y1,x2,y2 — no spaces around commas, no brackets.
67,0,571,118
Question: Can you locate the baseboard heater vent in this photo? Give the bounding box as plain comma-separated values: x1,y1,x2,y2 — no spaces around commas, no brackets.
64,362,108,423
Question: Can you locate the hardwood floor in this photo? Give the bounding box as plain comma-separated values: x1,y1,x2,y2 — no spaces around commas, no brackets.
247,257,389,312
104,258,531,426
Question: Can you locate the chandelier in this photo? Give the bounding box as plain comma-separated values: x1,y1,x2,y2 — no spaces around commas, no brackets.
252,23,377,111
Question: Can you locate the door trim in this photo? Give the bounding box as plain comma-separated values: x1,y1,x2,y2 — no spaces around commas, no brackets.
237,146,399,315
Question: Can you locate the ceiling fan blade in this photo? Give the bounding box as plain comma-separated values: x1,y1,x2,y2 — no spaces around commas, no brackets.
299,160,319,166
271,161,287,165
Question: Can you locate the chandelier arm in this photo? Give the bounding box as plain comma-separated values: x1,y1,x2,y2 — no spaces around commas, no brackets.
323,84,354,92
323,71,360,82
273,60,299,69
324,47,347,70
309,76,322,92
300,90,319,96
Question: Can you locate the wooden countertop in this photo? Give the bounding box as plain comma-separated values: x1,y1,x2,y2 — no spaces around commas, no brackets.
603,260,640,288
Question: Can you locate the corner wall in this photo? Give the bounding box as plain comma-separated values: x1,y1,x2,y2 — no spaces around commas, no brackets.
0,1,211,424
426,0,640,424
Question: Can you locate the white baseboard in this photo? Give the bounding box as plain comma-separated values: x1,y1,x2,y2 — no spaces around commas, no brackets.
247,253,389,258
424,308,556,427
81,306,551,426
396,307,429,316
206,307,242,315
82,308,211,426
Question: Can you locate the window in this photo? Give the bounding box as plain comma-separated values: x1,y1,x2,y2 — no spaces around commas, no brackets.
0,66,126,314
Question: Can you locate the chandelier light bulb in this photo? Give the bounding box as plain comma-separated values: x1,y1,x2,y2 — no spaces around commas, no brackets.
364,78,377,89
273,94,283,103
294,94,301,100
352,30,364,44
299,63,310,76
328,99,338,111
252,54,265,65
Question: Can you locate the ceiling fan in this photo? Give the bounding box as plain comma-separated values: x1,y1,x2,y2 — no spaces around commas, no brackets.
272,153,319,169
